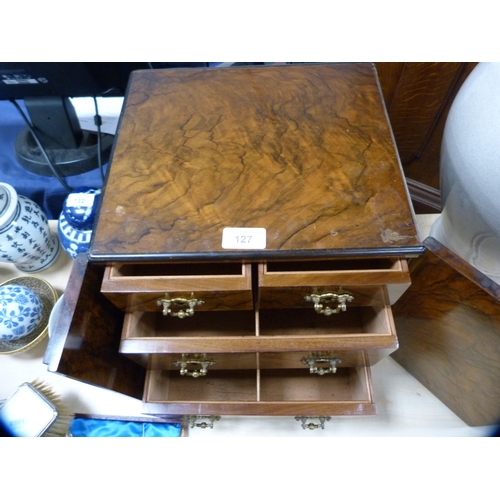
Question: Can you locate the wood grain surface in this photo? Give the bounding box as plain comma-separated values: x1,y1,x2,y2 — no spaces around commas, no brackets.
90,63,420,261
376,62,477,192
391,237,500,426
45,254,146,399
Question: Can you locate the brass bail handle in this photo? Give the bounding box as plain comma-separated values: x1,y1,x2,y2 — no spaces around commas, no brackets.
186,416,221,429
304,289,354,315
157,293,204,318
301,352,342,375
173,354,215,378
295,416,331,430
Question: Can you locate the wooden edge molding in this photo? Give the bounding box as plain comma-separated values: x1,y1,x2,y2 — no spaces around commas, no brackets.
406,178,442,212
423,236,500,302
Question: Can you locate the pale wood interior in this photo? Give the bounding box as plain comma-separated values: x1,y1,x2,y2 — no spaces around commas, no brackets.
264,258,403,273
259,368,370,402
110,262,248,278
146,369,258,402
145,366,371,403
121,304,392,341
258,306,390,337
258,350,367,369
122,310,257,339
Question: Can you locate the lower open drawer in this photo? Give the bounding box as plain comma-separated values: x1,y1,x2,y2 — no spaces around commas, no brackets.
142,359,375,417
119,300,398,354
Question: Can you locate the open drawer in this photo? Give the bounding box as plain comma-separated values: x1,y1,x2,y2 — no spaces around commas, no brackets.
118,292,398,354
259,258,411,305
142,355,375,417
130,350,372,372
101,262,253,312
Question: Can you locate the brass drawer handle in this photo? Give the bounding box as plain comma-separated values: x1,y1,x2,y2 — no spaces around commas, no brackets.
304,289,354,315
156,293,204,318
173,354,215,377
185,415,221,429
301,352,342,375
295,416,331,430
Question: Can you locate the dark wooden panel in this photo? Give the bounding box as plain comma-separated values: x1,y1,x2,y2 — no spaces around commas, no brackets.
45,253,146,399
376,62,477,196
391,237,500,426
90,63,420,261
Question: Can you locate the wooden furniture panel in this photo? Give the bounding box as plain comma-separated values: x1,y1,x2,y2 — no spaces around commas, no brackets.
45,254,146,399
259,284,386,309
89,63,421,262
101,262,253,311
46,64,420,426
132,351,371,371
391,237,500,426
118,299,398,354
376,62,478,212
260,258,410,285
143,363,375,416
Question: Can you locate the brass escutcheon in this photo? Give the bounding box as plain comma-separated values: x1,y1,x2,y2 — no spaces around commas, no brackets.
301,352,342,375
156,293,204,318
304,289,354,315
174,353,215,377
295,416,331,430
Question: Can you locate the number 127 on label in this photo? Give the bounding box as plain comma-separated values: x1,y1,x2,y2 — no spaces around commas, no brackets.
222,228,267,249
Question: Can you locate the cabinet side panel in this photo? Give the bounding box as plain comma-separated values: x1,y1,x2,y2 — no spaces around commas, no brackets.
391,238,500,426
45,254,146,399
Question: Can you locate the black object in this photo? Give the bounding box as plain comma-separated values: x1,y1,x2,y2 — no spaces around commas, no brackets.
0,63,148,176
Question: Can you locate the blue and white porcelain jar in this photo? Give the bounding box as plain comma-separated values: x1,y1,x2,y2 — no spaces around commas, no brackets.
0,182,60,273
58,187,101,259
0,284,44,340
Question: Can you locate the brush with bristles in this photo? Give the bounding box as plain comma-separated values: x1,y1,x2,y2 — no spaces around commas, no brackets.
30,378,74,437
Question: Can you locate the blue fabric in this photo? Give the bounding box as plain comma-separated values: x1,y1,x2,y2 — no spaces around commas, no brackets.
70,418,182,437
0,100,109,220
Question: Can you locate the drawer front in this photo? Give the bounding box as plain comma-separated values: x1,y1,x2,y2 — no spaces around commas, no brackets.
142,358,375,417
130,350,369,372
259,259,411,305
101,262,253,312
147,353,258,371
259,284,386,310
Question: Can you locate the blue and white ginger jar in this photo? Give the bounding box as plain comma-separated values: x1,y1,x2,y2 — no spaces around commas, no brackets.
0,182,60,273
58,187,101,259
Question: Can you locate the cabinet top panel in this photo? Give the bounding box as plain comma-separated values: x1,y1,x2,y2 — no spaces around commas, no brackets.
89,63,422,262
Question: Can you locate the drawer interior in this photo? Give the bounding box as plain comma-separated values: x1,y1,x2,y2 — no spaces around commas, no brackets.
259,367,371,402
147,369,258,402
145,365,372,404
259,259,410,304
265,258,405,273
109,262,247,278
119,302,397,353
121,310,257,339
102,262,254,312
259,305,393,337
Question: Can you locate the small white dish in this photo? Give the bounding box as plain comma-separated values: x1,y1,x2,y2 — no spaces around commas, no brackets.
0,276,57,355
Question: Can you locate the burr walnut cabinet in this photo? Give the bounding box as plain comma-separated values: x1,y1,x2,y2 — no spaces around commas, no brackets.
45,63,423,429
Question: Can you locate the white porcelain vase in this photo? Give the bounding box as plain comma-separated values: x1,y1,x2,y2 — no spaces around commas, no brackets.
0,182,60,273
430,62,500,284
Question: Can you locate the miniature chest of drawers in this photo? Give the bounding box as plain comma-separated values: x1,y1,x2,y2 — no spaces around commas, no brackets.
46,63,423,430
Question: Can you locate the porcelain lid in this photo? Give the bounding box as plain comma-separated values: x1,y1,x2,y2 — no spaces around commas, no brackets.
0,183,18,229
